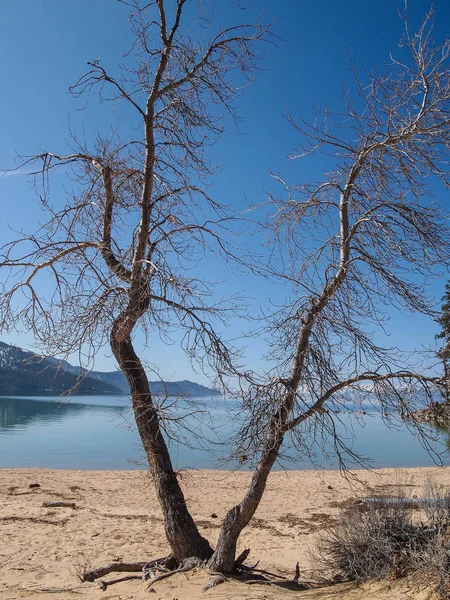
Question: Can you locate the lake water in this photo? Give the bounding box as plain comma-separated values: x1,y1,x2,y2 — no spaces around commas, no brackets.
1,395,449,470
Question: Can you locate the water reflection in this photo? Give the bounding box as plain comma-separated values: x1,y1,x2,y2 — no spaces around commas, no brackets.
0,396,121,429
0,396,138,469
0,396,449,470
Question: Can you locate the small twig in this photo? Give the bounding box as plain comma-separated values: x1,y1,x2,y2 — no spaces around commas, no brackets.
244,579,309,589
244,559,260,570
242,565,285,579
244,579,280,585
243,562,305,588
42,501,76,508
36,586,85,593
0,516,69,526
0,549,22,571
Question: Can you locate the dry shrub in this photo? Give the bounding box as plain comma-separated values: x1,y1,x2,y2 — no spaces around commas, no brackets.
69,551,96,582
312,478,450,599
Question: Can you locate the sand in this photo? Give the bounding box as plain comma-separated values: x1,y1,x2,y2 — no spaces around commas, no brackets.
1,466,446,600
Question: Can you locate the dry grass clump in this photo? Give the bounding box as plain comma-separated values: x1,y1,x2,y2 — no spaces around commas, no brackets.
312,478,450,598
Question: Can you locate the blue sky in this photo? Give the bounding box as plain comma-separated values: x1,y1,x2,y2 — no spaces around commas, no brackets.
1,0,449,382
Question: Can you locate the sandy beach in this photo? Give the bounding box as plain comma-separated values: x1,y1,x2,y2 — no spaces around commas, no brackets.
1,466,446,600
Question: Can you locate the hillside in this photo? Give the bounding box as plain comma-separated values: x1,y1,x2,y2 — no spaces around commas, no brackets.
89,370,220,397
0,342,120,396
0,341,219,397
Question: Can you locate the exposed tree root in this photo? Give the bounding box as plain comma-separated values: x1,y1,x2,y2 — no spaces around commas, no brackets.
98,575,142,590
82,557,169,582
83,555,203,590
240,562,310,589
142,555,177,579
241,565,285,579
81,552,306,594
202,574,227,591
147,557,203,589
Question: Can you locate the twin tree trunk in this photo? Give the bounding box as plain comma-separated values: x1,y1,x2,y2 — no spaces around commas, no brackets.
110,323,285,572
208,440,284,572
110,332,212,563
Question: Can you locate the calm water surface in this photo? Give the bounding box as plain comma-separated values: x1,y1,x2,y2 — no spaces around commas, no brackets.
0,395,449,470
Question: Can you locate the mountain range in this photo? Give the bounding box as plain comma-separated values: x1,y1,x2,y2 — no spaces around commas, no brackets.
0,341,219,397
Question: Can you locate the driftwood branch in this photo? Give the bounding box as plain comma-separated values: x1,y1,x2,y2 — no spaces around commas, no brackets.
83,560,159,582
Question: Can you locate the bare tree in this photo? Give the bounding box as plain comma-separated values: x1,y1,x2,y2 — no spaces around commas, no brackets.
208,8,450,572
0,0,271,566
2,0,450,586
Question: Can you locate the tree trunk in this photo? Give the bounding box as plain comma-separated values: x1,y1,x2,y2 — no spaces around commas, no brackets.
208,438,283,572
110,333,212,562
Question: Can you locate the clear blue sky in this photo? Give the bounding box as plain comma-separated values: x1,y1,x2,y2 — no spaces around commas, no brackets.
1,1,449,382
